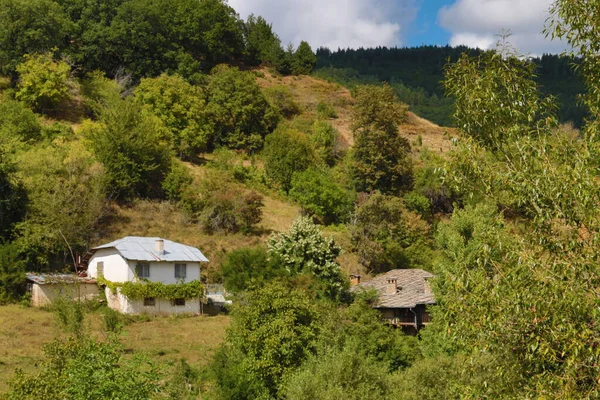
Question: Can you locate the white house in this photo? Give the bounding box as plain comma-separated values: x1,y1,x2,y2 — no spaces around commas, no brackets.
87,236,209,315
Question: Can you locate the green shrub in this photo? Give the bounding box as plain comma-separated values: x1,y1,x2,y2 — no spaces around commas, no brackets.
263,85,301,118
80,70,122,118
15,53,74,113
403,191,432,219
53,297,86,334
198,190,263,234
289,168,354,225
0,242,26,304
162,160,193,202
316,101,337,119
311,121,338,166
102,307,123,334
263,127,314,192
0,100,42,142
220,246,288,293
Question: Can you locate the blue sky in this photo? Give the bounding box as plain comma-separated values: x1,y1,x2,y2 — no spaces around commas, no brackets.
407,0,453,47
228,0,568,55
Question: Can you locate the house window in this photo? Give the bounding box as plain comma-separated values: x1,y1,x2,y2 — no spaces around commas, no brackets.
171,298,185,306
97,261,104,277
143,297,155,306
136,262,150,278
174,263,187,279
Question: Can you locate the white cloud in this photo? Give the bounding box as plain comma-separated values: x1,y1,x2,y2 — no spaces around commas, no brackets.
438,0,569,55
227,0,418,50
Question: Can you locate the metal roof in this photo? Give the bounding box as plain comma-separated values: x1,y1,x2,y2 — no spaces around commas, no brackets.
27,273,97,285
91,236,209,263
352,269,435,309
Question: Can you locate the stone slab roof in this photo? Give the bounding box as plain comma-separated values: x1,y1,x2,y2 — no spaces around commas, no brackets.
353,269,435,309
27,273,97,285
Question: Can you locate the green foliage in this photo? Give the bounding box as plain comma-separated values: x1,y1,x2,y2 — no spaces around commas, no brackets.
0,100,42,143
101,307,124,334
351,193,432,273
15,53,75,113
244,14,284,67
268,216,348,301
15,139,107,263
215,281,320,398
262,85,301,119
403,191,431,219
0,151,27,241
180,173,264,234
289,168,354,224
412,151,458,214
6,336,159,399
165,359,199,400
220,246,288,294
80,71,122,118
281,346,394,400
0,242,26,304
263,127,314,192
316,101,338,119
162,160,193,202
197,189,264,234
291,41,316,76
135,74,212,158
207,65,278,151
100,277,204,300
52,297,86,334
350,84,412,194
444,47,557,151
0,0,70,77
310,120,339,166
86,99,172,200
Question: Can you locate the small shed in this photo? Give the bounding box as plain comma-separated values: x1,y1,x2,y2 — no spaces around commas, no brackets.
26,273,99,307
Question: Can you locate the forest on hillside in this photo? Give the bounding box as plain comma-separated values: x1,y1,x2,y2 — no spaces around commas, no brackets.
2,0,600,398
315,45,587,127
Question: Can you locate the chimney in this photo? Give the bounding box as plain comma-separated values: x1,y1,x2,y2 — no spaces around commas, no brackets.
386,278,398,295
349,274,361,286
155,239,165,255
424,278,432,295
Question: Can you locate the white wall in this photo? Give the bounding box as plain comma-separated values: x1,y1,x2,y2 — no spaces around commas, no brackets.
90,250,201,284
88,248,131,282
105,287,201,315
126,261,201,284
31,283,99,307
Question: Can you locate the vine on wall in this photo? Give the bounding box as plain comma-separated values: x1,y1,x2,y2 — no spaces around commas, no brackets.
98,277,204,300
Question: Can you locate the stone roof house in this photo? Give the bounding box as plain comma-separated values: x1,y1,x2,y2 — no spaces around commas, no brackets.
353,269,435,334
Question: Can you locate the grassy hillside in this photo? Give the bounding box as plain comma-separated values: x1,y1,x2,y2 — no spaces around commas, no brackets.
0,305,230,393
88,69,453,281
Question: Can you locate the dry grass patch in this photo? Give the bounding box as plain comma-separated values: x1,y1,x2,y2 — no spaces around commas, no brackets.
0,305,230,393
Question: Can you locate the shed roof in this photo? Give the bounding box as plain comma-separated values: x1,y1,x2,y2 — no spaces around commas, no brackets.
91,236,209,263
27,273,97,285
353,269,435,309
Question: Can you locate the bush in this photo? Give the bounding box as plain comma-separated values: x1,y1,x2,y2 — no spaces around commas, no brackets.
0,100,42,142
0,242,26,304
207,65,278,151
80,71,122,118
102,307,124,334
220,246,288,293
53,297,85,334
289,168,354,225
403,191,432,219
263,128,314,192
351,193,433,273
316,101,337,119
15,53,75,113
263,85,301,118
311,121,338,166
86,99,172,200
268,216,348,302
198,190,263,234
162,160,193,202
135,73,212,159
